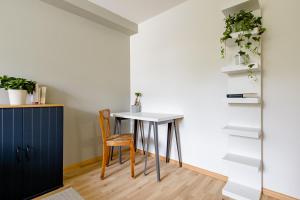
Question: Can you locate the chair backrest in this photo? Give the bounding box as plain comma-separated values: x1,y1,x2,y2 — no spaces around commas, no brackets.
99,109,111,143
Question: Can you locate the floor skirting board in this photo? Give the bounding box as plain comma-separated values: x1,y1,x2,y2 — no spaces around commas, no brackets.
64,156,102,174
262,188,298,200
63,149,298,200
63,148,130,174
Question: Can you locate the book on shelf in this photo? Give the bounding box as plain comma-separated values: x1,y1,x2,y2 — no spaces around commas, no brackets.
227,93,258,98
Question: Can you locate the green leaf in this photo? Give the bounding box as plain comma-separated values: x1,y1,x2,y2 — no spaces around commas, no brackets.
220,9,266,65
0,75,36,94
252,36,261,42
238,50,246,56
248,64,255,69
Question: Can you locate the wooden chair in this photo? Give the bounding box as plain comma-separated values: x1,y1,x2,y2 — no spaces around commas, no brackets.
99,109,135,179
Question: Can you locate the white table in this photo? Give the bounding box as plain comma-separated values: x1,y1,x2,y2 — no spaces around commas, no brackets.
111,112,183,181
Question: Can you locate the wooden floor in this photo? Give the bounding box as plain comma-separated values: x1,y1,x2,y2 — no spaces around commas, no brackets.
37,154,278,200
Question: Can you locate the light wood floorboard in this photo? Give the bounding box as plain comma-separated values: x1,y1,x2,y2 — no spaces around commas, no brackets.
36,154,278,200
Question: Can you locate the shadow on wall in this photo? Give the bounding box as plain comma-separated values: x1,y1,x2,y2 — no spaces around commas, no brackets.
45,86,102,166
48,86,130,166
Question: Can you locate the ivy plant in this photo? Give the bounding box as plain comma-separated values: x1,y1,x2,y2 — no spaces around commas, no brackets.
220,10,266,79
0,75,36,94
134,92,142,106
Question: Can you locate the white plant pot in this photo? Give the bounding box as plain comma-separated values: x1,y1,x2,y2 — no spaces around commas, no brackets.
8,89,27,105
235,54,250,65
131,105,141,113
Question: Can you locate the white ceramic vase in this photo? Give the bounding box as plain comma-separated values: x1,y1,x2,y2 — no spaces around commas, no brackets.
235,54,250,65
131,105,141,113
8,89,27,105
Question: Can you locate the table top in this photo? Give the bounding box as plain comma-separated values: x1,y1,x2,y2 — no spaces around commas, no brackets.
111,112,183,122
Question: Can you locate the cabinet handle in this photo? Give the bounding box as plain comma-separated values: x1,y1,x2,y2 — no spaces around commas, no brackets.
25,145,31,161
16,146,21,162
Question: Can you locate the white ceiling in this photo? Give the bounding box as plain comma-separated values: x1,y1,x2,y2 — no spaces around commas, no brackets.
88,0,188,24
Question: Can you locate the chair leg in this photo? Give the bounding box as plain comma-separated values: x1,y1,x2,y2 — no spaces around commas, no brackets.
106,147,110,166
130,142,135,178
101,146,108,180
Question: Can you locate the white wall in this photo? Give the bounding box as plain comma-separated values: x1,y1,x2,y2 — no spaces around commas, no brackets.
131,0,300,198
131,0,227,180
0,0,130,166
262,0,300,197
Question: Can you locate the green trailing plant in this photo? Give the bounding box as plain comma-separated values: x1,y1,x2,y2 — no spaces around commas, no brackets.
220,10,266,79
134,92,142,106
0,75,36,94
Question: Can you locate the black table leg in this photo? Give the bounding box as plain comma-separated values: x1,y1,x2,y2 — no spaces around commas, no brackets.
139,121,145,154
110,146,114,161
174,119,182,167
153,122,161,182
133,119,138,151
144,122,152,175
118,119,122,164
166,122,173,163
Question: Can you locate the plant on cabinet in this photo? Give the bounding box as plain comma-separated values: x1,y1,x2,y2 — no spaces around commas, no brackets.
0,75,36,105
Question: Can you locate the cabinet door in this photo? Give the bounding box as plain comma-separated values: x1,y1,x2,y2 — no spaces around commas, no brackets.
0,108,24,200
22,107,63,199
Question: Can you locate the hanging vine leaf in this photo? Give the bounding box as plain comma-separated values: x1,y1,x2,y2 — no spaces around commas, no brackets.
245,42,252,49
252,36,260,42
238,50,246,56
244,33,252,39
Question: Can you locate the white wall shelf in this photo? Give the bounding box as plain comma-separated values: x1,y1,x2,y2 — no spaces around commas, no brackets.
223,181,261,200
226,98,260,104
222,0,260,16
231,28,259,39
224,125,261,139
223,153,261,170
221,63,259,74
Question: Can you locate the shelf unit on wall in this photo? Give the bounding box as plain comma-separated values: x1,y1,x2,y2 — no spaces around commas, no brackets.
221,0,263,200
222,0,260,16
223,125,261,139
222,63,260,74
226,97,260,104
223,153,261,170
223,181,261,200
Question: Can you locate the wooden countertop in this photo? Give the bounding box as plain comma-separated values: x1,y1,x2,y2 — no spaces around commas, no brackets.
0,104,64,108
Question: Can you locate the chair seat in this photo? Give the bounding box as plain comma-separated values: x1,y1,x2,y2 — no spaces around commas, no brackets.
106,134,134,146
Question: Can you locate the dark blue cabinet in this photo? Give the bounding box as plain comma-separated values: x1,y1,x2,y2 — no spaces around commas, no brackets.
0,105,64,200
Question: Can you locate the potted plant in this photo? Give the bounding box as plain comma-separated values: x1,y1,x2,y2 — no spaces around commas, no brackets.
131,92,142,113
0,75,36,105
220,10,266,79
